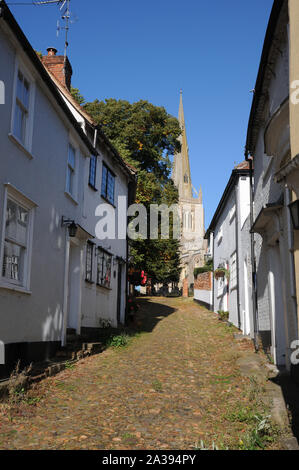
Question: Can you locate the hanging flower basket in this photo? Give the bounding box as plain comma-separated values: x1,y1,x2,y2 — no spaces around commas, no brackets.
214,268,230,281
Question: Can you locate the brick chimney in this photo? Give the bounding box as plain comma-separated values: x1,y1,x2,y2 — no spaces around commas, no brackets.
42,47,73,90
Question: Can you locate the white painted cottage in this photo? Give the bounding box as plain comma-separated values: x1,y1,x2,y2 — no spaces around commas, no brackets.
245,0,298,369
41,48,137,339
205,162,254,337
0,1,136,378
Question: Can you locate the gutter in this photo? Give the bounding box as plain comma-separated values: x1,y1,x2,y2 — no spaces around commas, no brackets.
205,168,250,237
235,184,241,330
212,232,215,312
245,0,285,156
248,157,259,350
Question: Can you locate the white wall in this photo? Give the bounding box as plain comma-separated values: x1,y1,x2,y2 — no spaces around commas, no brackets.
194,289,212,308
63,105,130,330
0,25,88,347
212,174,252,335
251,23,298,367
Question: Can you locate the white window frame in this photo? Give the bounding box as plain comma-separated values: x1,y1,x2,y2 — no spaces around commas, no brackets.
96,247,112,289
85,241,94,283
0,184,36,294
65,138,79,203
10,56,36,155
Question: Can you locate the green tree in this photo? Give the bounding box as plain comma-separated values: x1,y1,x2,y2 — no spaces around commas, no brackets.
70,86,85,106
84,98,182,284
84,99,181,178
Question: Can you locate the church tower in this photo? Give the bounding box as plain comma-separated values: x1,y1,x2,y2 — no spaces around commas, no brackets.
172,91,206,288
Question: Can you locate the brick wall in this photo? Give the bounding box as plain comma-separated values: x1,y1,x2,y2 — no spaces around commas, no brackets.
42,49,73,90
183,278,189,297
194,271,212,291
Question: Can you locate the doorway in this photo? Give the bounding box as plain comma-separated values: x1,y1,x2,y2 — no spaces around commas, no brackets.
67,240,82,332
117,262,123,325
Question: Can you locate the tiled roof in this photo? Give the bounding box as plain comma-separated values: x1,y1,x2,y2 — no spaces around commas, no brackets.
41,59,137,178
234,160,250,170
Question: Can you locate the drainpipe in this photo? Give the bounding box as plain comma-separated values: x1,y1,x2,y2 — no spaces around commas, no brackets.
212,231,215,312
285,186,298,360
248,156,259,351
235,181,241,330
0,341,4,366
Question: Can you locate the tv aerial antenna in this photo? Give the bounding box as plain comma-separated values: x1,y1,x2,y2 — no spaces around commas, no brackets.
7,0,77,71
56,1,77,67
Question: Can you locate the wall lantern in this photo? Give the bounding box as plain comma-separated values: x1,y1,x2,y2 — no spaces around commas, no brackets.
61,216,78,238
289,200,299,230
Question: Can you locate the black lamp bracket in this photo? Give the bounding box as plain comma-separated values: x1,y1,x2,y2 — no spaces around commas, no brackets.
61,216,75,227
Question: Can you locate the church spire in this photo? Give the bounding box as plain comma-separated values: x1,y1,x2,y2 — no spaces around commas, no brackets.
172,90,192,199
178,89,185,128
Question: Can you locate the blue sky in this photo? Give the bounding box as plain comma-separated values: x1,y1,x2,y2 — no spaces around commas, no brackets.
8,0,273,227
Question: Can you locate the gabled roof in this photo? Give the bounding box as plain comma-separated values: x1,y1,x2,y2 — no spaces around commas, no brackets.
205,161,251,239
42,66,137,180
245,0,286,158
0,0,137,182
235,161,250,170
0,0,96,156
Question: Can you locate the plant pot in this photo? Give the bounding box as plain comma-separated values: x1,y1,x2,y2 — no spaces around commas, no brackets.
214,270,225,280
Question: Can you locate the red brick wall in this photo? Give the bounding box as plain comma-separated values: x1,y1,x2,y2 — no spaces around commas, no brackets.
42,55,73,90
183,278,189,298
194,271,212,291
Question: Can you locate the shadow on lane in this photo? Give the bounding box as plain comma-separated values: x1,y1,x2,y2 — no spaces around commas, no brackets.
270,372,299,444
130,297,177,334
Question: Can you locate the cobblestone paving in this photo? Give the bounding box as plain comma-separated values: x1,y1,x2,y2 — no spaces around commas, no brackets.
0,298,277,449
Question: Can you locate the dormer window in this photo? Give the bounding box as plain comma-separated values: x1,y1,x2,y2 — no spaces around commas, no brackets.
184,174,189,183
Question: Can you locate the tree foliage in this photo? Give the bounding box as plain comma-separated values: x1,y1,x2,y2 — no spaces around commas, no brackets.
84,98,182,284
84,99,181,179
71,86,85,106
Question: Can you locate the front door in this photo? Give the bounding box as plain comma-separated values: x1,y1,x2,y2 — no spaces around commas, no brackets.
116,262,122,325
268,242,286,366
67,240,82,332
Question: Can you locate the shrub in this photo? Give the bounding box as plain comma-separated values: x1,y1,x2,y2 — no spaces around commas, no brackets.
7,361,32,404
218,310,229,321
108,333,130,348
194,261,213,278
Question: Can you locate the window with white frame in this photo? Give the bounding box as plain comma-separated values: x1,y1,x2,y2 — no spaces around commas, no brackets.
230,251,237,290
96,248,112,288
66,144,76,196
85,241,94,282
1,188,35,290
13,70,30,145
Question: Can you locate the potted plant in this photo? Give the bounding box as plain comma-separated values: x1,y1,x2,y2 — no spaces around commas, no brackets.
214,263,230,281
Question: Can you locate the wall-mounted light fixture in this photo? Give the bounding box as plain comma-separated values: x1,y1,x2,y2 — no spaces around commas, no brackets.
61,216,78,238
289,200,299,230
